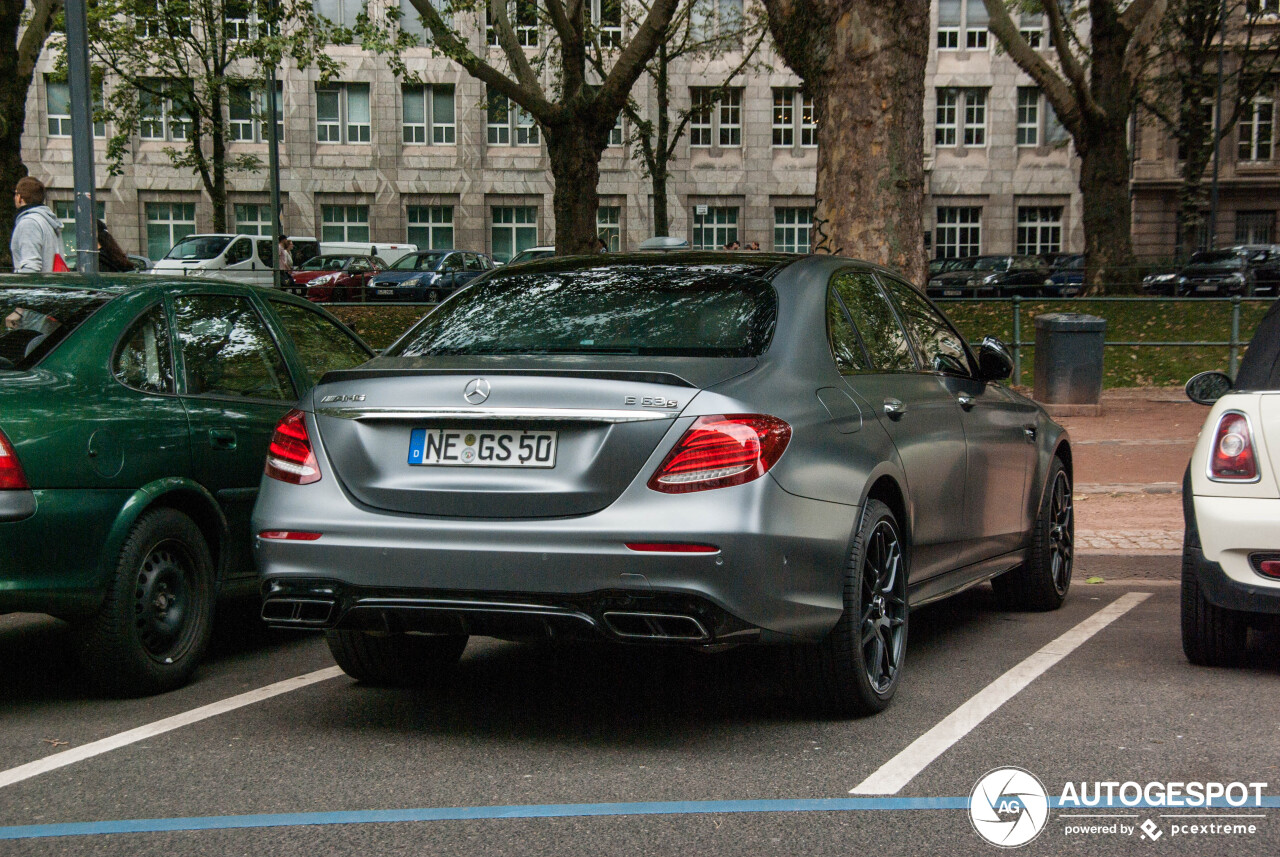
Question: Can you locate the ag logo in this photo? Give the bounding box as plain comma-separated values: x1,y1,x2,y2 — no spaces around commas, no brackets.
969,767,1050,848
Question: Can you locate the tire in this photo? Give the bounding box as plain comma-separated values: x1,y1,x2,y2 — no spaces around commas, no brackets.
426,289,441,303
1181,538,1248,667
994,457,1073,611
325,630,468,686
77,508,215,696
791,499,908,717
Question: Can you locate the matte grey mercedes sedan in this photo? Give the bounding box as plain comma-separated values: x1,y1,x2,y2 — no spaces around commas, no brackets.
252,253,1074,716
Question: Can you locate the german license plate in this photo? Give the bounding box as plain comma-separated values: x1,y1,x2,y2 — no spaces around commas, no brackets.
1196,285,1216,293
376,289,394,296
943,289,961,297
408,429,557,468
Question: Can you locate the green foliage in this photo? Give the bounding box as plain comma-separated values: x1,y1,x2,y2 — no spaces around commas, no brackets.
327,305,428,349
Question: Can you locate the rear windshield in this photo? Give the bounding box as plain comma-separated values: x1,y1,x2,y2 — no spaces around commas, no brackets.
1187,250,1246,269
0,286,111,370
389,253,446,271
388,265,778,358
299,255,355,271
164,236,232,261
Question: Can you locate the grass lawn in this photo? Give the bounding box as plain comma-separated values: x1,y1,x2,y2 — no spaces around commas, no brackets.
329,298,1274,389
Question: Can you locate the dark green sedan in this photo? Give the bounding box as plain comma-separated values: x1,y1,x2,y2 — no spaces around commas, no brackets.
0,275,373,694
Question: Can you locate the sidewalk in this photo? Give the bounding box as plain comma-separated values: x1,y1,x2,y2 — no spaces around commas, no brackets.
1051,387,1199,557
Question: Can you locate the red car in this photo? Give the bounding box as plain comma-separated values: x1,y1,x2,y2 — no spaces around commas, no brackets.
290,254,382,302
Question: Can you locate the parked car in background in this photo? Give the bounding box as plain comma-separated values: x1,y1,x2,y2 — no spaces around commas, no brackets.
1174,246,1280,297
290,254,382,302
926,255,1051,298
506,246,556,266
0,275,373,694
289,237,320,269
1142,267,1181,296
928,257,973,279
365,250,495,303
149,234,276,287
66,251,152,273
254,252,1074,717
319,242,417,267
1181,300,1280,666
1043,254,1085,298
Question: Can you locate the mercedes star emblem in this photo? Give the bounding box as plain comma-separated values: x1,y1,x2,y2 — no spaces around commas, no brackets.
463,378,490,405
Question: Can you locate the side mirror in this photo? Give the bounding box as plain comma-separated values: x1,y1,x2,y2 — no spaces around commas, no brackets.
1185,370,1233,405
976,336,1013,382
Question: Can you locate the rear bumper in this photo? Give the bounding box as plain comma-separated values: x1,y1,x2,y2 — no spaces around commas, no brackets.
252,473,858,643
1190,495,1280,615
1186,545,1280,616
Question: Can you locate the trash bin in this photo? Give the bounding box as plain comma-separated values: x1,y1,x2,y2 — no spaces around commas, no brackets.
1033,313,1106,406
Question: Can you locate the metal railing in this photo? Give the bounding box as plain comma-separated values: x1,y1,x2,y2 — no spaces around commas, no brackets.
934,295,1262,387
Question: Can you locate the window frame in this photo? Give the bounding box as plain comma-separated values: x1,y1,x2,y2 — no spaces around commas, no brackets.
1016,206,1063,256
320,204,371,242
773,207,813,253
315,83,371,145
402,83,456,146
935,206,982,259
691,205,739,250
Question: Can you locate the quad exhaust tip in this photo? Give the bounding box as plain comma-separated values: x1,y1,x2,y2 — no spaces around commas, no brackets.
261,597,336,626
602,611,710,642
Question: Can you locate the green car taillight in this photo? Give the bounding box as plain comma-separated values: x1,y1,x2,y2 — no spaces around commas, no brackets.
0,429,28,490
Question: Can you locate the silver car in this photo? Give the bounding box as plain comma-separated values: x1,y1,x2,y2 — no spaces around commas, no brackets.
252,253,1074,716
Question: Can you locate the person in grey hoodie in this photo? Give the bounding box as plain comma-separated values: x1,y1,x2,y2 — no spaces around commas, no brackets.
10,176,63,273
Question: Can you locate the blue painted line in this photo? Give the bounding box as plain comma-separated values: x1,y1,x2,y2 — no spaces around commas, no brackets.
2,796,1275,841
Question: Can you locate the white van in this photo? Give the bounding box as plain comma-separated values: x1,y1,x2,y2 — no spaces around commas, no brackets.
319,242,417,266
149,234,277,286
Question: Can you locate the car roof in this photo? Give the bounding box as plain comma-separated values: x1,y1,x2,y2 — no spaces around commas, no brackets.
0,273,324,303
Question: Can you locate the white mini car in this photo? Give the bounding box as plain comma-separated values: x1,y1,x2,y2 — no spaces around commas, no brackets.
1182,302,1280,665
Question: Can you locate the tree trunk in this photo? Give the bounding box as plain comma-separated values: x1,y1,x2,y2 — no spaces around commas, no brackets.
766,1,930,284
0,0,43,268
545,121,608,255
652,160,669,238
1078,117,1138,294
211,99,228,233
652,42,671,237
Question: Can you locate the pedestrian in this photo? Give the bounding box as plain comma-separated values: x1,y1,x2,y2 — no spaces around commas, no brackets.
277,234,294,290
95,220,133,273
748,241,760,251
594,235,608,253
10,177,64,273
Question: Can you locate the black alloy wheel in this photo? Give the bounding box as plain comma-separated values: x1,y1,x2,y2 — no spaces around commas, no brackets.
994,456,1073,611
860,518,908,695
1046,469,1074,597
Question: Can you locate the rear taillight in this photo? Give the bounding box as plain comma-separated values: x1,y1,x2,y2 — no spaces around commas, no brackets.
265,409,321,485
0,429,29,490
1208,411,1258,481
648,414,791,494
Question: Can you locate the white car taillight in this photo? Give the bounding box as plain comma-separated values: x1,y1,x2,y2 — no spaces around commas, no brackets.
265,409,322,485
1208,411,1258,482
0,429,29,490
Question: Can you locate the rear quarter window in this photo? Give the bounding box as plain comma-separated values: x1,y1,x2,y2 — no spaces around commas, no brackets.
0,286,111,370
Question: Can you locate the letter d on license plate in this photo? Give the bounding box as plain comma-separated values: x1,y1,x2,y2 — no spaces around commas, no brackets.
408,429,557,468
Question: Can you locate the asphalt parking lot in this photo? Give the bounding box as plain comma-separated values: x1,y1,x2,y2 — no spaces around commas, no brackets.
2,554,1277,857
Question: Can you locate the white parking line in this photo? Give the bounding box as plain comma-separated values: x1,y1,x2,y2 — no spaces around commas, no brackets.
0,667,343,790
850,592,1151,795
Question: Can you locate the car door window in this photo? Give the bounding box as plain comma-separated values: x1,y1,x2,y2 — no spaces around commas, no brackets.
113,303,175,394
465,254,485,271
831,270,917,372
174,294,296,400
225,238,252,265
271,300,371,381
877,274,976,377
826,286,870,373
443,254,465,272
256,239,273,267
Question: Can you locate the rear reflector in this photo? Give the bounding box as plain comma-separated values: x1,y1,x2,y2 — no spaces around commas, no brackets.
648,414,791,494
1208,411,1258,481
625,543,719,553
1260,561,1280,579
265,409,321,485
0,429,29,491
258,531,323,541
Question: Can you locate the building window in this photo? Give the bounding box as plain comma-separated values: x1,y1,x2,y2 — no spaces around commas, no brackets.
224,0,272,41
321,204,370,242
935,207,981,258
772,88,817,149
592,0,622,47
316,84,370,144
486,89,540,146
315,0,361,30
689,87,743,149
140,83,192,142
935,88,987,147
1020,10,1044,47
407,205,454,249
774,207,813,253
1016,87,1039,146
487,0,539,48
399,0,450,37
597,205,621,251
229,84,283,143
692,206,738,250
145,201,196,261
1238,95,1274,162
691,0,743,41
491,206,538,263
53,200,106,256
235,203,273,236
403,84,456,145
937,0,988,50
135,0,190,38
607,112,624,147
46,78,105,138
1016,206,1062,255
1236,210,1275,244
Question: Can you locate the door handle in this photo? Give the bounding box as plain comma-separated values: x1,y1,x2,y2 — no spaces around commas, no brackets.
957,394,975,410
1023,425,1037,443
208,428,238,450
883,398,906,419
